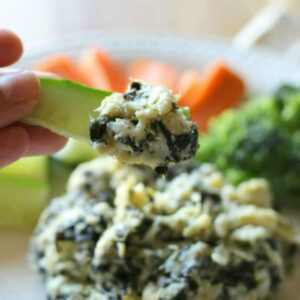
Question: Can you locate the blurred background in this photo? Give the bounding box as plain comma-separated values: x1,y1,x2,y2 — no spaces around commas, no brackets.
0,0,299,51
1,1,300,299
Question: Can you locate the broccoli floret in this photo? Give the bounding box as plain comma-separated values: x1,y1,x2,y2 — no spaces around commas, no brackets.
196,85,300,206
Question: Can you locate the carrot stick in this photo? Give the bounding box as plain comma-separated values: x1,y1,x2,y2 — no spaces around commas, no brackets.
33,55,89,85
128,60,179,91
79,48,127,92
188,62,245,131
177,70,202,107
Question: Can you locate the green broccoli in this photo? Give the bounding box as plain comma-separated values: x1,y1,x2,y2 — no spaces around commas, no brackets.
196,85,300,206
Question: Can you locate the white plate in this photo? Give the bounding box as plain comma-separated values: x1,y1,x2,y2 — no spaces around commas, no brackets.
1,33,300,300
19,32,300,92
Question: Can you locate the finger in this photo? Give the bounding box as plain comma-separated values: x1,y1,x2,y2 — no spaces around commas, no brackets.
0,30,23,67
0,70,40,127
20,124,67,156
0,126,29,168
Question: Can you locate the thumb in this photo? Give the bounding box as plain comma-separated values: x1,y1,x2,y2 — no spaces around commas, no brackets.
0,70,40,128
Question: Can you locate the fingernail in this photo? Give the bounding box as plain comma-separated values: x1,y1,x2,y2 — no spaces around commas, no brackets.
0,70,40,104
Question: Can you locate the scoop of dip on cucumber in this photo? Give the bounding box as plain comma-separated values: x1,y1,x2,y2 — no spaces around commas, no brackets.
23,78,199,171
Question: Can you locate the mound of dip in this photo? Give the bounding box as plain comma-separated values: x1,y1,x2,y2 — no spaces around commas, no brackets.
31,157,299,300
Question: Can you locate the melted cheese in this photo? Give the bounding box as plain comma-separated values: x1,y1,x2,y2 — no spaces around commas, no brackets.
89,82,199,170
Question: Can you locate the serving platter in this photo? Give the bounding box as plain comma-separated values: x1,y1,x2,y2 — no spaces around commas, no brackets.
1,33,300,300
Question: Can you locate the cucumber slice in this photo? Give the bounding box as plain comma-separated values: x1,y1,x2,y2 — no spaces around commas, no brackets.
0,176,49,230
0,157,49,230
53,138,99,165
23,78,112,141
49,158,73,198
0,156,48,181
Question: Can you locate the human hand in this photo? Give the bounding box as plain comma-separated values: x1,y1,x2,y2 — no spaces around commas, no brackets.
0,30,67,168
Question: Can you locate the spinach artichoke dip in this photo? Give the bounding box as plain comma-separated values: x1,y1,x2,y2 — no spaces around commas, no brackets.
89,81,199,171
31,157,299,300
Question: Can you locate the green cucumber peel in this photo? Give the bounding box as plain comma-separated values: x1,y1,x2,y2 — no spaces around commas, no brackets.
181,106,191,119
23,78,112,142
